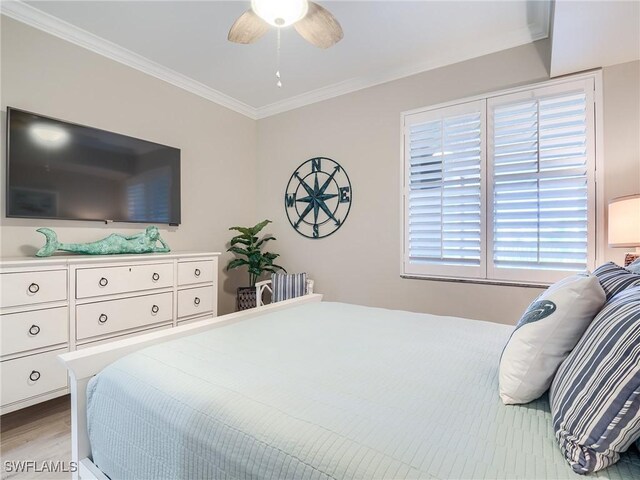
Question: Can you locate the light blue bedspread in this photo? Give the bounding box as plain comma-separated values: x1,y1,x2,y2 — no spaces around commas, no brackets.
86,302,640,479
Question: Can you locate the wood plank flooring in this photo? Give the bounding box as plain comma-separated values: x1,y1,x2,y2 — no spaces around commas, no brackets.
0,396,72,480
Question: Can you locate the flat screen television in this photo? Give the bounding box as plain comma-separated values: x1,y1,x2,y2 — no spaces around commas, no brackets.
6,107,181,225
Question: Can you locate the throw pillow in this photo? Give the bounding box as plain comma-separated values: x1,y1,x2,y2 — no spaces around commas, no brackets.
499,273,605,405
550,286,640,473
593,262,640,300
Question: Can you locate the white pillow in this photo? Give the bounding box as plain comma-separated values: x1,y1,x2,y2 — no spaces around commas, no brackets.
499,273,605,405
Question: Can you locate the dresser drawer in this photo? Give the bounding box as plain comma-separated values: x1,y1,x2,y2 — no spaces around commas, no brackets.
76,292,173,341
76,263,173,299
1,307,68,357
0,270,67,309
178,286,213,318
1,348,68,407
177,314,212,326
76,324,172,349
178,260,215,286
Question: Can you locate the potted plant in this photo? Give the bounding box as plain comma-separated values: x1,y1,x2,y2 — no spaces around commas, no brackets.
226,219,286,310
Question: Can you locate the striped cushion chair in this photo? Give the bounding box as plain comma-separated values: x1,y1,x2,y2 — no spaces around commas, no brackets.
593,262,640,300
550,285,640,474
255,273,313,307
271,273,308,303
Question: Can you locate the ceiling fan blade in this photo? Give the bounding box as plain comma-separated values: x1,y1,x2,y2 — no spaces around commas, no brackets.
294,2,343,49
228,9,269,44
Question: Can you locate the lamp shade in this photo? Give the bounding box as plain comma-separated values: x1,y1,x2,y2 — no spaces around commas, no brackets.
608,195,640,247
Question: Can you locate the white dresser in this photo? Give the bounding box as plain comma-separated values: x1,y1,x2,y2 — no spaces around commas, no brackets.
0,251,220,414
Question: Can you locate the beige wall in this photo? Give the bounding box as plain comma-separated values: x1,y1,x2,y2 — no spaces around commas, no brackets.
0,17,258,314
257,42,640,325
2,16,638,323
602,60,640,263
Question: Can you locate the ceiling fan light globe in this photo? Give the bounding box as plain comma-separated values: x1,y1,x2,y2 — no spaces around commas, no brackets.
251,0,309,27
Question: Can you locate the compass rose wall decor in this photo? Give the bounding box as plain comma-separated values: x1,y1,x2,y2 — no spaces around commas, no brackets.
285,157,352,239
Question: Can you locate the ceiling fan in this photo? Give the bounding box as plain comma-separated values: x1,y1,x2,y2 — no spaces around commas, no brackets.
228,0,344,49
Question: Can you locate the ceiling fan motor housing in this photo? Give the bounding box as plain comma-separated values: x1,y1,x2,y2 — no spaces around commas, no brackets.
251,0,309,27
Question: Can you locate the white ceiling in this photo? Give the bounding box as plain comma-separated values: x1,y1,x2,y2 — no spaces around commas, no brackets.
551,0,640,77
2,1,550,118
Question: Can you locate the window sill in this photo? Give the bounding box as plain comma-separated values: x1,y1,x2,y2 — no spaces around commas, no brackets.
400,274,549,289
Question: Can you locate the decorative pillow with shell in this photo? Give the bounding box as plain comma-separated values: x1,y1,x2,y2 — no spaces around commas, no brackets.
499,273,605,405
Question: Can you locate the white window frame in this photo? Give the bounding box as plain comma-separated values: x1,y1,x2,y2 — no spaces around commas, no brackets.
401,71,603,286
403,100,487,280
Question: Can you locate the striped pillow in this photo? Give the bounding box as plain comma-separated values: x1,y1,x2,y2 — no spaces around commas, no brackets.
271,273,307,303
593,262,640,300
550,286,640,474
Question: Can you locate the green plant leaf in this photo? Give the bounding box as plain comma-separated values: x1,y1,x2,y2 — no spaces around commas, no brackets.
226,258,249,271
228,246,250,257
264,265,287,274
229,226,252,236
230,236,251,246
248,252,263,265
255,235,276,248
250,219,272,235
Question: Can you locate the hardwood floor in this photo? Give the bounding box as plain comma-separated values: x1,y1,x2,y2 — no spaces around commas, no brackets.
0,396,72,480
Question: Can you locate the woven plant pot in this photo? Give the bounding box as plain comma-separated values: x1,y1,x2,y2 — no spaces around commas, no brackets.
237,287,257,311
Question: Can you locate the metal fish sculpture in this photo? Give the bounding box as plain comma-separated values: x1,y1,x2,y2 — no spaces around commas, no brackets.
35,226,170,257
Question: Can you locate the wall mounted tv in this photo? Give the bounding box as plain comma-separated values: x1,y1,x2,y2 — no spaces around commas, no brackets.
6,107,181,225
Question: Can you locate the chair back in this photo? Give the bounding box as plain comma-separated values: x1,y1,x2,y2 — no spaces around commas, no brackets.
272,273,308,302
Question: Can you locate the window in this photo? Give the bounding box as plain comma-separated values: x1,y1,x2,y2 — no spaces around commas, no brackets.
402,76,597,284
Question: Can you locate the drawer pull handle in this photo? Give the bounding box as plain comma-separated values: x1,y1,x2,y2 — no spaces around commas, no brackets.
151,305,159,314
194,268,201,277
28,283,40,294
152,273,160,281
29,370,41,382
98,314,108,324
98,277,108,287
194,297,201,306
28,325,41,336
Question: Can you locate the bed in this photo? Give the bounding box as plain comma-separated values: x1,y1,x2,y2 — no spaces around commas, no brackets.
59,296,640,479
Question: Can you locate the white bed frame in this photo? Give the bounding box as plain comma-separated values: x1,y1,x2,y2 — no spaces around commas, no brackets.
58,294,323,480
255,278,314,307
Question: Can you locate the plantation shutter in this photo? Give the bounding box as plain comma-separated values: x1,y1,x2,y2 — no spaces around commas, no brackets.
403,100,486,278
487,78,595,282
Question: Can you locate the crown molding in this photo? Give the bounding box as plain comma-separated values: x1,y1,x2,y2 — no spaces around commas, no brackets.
1,0,550,121
255,2,551,119
0,1,258,119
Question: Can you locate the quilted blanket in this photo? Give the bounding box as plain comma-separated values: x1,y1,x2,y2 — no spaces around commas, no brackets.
86,302,640,479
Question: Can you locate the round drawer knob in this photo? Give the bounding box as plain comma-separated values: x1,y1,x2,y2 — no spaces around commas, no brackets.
29,370,41,382
28,325,41,336
98,277,108,287
152,272,160,281
194,268,201,277
151,305,159,314
98,314,108,324
28,283,40,294
194,297,201,306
